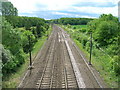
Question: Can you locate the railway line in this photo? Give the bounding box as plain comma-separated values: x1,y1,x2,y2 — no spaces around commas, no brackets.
18,25,106,89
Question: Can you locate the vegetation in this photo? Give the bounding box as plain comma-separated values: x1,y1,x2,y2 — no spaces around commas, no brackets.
47,18,93,25
2,1,18,16
2,1,50,88
2,36,48,88
61,14,119,88
2,15,49,78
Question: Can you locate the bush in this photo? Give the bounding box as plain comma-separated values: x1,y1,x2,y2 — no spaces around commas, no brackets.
110,56,120,76
80,28,86,33
2,45,13,64
73,27,76,29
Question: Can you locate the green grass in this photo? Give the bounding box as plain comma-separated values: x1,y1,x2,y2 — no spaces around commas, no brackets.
32,36,47,57
73,39,89,59
71,25,87,29
2,26,52,88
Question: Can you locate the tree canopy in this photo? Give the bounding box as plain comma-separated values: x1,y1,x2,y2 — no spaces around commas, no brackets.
2,1,18,16
88,14,119,47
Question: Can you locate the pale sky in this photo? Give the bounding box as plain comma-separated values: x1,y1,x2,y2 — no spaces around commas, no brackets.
8,0,119,19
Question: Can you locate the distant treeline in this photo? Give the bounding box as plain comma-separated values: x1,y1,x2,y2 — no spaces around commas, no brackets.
5,16,46,28
46,18,93,25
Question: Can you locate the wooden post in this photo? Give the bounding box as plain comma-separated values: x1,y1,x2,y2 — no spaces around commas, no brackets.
28,35,32,67
89,32,92,65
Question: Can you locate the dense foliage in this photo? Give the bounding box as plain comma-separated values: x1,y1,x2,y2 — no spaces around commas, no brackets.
2,1,18,16
59,18,93,25
2,17,25,74
2,2,49,77
88,14,118,47
5,16,47,28
2,18,49,76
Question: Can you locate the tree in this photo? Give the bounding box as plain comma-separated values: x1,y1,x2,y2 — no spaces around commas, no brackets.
94,21,118,46
2,2,18,16
88,14,119,47
2,17,22,55
2,17,25,75
21,31,36,53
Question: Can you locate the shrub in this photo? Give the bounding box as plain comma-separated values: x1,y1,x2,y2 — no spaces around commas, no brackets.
110,56,120,76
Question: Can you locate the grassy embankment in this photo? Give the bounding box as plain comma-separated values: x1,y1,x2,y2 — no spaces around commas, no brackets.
62,25,118,88
2,25,52,88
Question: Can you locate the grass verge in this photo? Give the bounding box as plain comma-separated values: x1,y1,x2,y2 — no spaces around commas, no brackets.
73,39,118,88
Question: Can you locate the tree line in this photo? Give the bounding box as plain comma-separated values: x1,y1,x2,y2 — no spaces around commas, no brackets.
46,18,93,25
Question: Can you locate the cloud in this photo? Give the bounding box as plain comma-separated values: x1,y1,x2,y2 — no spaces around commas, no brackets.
19,10,99,19
8,0,119,19
52,12,73,17
73,5,118,16
72,2,117,7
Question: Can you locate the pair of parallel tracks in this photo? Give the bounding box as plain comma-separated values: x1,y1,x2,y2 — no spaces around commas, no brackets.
18,25,103,89
36,26,78,89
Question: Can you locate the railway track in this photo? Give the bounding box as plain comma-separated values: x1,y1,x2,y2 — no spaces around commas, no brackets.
18,25,106,89
58,25,104,88
36,27,79,89
36,26,58,89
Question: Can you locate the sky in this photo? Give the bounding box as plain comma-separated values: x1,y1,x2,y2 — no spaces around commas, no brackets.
8,0,119,20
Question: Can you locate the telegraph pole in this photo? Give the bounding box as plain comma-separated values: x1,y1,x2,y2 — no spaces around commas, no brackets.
89,32,92,65
28,35,32,68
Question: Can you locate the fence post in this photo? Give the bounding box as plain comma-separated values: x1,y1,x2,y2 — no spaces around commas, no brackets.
28,35,32,68
89,32,92,65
